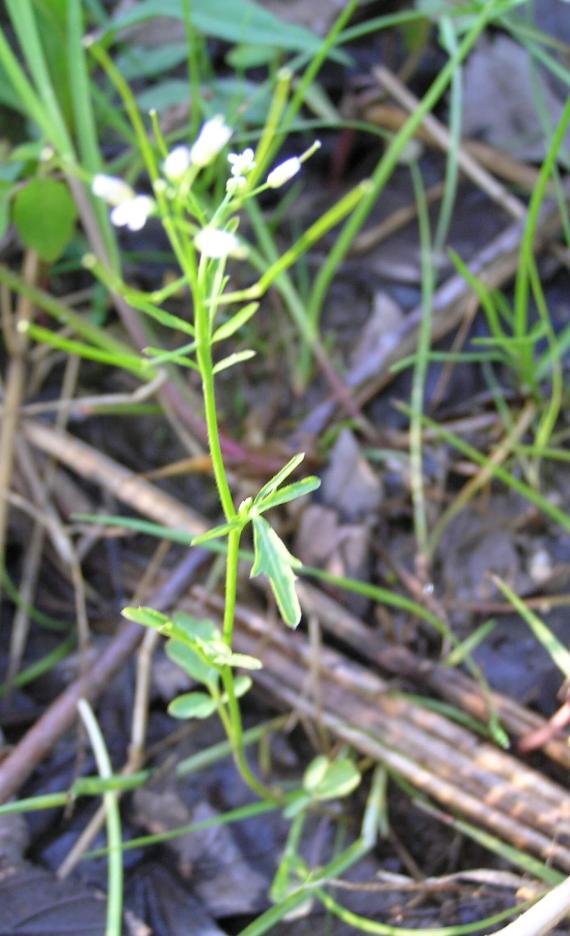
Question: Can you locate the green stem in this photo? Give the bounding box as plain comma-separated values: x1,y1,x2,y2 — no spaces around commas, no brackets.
195,311,235,521
77,699,123,936
221,667,279,803
194,264,278,802
223,527,241,645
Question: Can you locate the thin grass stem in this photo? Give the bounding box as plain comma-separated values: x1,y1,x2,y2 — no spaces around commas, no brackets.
77,699,123,936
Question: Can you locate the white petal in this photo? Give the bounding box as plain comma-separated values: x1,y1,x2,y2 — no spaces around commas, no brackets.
126,195,154,231
228,147,256,176
109,202,130,227
163,145,192,180
195,227,243,259
110,195,154,231
92,174,133,206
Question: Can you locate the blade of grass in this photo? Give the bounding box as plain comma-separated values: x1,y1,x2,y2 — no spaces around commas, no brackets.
22,323,152,378
0,27,63,143
5,0,72,156
298,0,503,385
316,887,526,935
0,265,141,359
433,17,462,255
408,160,435,560
426,401,536,559
418,799,564,887
67,1,118,269
77,699,123,936
492,576,570,680
513,92,570,375
1,567,69,631
0,635,75,697
397,405,570,541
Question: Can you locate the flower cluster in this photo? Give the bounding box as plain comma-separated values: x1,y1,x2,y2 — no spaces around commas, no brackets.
92,113,319,259
92,175,154,232
226,147,256,195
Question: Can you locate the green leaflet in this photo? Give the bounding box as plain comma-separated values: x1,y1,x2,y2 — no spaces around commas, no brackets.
250,515,302,628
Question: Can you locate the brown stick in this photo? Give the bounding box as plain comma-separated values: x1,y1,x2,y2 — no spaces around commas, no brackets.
23,419,206,536
373,67,526,220
0,252,38,609
296,580,570,771
0,548,209,803
191,589,570,871
295,187,570,441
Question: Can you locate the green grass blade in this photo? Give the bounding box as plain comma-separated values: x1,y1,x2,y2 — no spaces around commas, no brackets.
408,160,434,558
300,0,500,383
0,27,61,143
67,1,118,269
316,887,524,935
433,17,462,255
23,323,152,378
5,0,72,156
0,264,140,359
0,636,75,697
492,576,570,680
77,699,123,936
406,407,570,538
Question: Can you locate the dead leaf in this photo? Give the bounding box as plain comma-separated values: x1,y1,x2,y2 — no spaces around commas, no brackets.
462,34,570,161
321,428,383,521
132,789,269,916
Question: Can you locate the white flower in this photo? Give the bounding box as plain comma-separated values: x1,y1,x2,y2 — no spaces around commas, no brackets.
163,145,192,180
190,115,232,168
226,175,247,196
266,156,301,189
110,195,154,232
92,174,133,206
228,147,256,177
195,227,246,259
92,174,155,231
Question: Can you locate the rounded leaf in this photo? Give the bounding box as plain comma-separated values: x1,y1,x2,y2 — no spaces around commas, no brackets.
13,177,77,262
168,692,217,720
166,637,218,687
234,675,253,698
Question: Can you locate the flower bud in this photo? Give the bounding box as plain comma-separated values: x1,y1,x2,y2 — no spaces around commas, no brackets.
163,145,192,180
266,156,301,189
194,226,246,259
190,115,232,168
226,176,247,196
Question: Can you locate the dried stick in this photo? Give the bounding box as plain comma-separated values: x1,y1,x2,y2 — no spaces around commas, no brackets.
489,875,570,936
0,547,209,803
0,252,38,611
374,66,526,220
23,419,206,536
57,539,175,878
360,103,542,195
186,588,570,870
296,581,570,771
350,180,445,256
